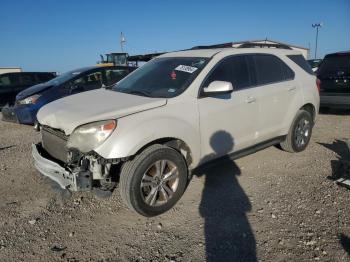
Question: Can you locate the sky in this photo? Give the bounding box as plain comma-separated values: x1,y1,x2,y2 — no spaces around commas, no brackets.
1,0,349,73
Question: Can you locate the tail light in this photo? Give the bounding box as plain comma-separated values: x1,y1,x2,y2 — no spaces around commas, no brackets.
316,78,321,92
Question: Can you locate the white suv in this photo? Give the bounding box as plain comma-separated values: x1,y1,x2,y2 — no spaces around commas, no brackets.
33,48,320,216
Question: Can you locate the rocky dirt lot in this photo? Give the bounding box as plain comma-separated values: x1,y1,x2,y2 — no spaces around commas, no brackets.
0,111,350,262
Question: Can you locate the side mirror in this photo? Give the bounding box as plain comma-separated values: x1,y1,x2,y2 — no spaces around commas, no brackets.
203,81,233,95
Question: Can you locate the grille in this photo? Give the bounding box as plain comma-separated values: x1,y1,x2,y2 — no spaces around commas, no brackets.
41,126,68,163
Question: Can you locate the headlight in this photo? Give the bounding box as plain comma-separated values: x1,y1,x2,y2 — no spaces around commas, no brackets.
19,94,41,105
67,120,116,153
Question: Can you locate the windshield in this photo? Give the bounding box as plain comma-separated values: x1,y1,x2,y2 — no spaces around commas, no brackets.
318,55,350,75
112,57,208,98
46,69,83,86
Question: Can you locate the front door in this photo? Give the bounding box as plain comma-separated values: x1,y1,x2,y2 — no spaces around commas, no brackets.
197,55,259,163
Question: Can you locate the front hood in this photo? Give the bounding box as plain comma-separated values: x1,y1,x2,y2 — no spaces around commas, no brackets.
37,89,167,135
16,82,54,100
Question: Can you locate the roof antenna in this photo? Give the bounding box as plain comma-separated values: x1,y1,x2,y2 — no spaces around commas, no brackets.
120,32,126,52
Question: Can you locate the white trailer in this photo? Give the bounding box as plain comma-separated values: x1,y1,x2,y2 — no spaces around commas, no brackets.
0,67,22,74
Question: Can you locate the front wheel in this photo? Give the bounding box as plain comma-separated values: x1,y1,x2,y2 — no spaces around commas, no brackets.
119,144,188,216
280,109,313,153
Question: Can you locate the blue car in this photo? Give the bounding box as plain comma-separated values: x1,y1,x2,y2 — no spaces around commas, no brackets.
2,65,135,128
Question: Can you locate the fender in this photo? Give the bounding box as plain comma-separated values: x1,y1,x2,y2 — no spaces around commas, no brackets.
94,110,201,167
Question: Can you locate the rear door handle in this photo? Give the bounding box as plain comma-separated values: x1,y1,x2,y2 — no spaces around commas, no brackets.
245,96,256,103
287,86,296,91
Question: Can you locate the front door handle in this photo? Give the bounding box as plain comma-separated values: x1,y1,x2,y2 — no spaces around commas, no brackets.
287,86,296,91
245,96,256,103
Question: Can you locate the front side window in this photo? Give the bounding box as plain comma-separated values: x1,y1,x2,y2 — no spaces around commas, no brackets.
46,70,83,86
254,54,294,85
105,69,129,86
203,55,253,90
113,57,208,98
73,71,103,88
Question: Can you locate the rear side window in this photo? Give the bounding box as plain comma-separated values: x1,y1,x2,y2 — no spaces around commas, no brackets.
203,55,253,90
253,54,294,86
287,55,314,75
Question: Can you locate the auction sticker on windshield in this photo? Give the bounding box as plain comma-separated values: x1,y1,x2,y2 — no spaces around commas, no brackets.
175,65,198,73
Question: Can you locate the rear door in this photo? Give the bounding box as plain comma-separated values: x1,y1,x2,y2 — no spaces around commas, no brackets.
251,54,297,141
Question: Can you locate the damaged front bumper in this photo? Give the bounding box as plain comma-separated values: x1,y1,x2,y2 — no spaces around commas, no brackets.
32,143,92,191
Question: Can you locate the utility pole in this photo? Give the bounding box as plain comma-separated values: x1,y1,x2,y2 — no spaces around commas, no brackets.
312,23,323,59
120,32,126,52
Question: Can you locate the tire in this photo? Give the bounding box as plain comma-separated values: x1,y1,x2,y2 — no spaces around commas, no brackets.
280,109,313,153
119,144,188,217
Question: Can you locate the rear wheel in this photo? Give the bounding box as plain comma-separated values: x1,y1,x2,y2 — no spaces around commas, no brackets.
280,109,313,153
119,144,188,216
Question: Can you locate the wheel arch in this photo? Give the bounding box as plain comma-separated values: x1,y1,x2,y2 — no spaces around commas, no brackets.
300,103,317,121
133,137,193,168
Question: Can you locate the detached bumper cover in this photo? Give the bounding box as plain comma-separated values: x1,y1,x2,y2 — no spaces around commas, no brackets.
32,143,92,191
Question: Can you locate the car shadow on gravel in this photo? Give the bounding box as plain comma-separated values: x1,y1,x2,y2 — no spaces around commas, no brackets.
339,234,350,256
193,131,256,262
318,140,350,179
0,145,15,151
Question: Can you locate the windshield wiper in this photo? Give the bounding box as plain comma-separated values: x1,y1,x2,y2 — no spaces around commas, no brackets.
127,90,152,97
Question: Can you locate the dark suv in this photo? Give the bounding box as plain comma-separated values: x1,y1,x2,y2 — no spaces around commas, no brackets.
0,72,56,108
317,51,350,109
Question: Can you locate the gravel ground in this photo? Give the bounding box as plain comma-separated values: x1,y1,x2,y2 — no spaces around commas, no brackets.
0,110,350,262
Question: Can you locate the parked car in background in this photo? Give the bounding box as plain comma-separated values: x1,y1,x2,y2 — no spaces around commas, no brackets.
2,65,136,128
0,72,56,109
32,47,319,216
307,59,322,72
317,51,350,110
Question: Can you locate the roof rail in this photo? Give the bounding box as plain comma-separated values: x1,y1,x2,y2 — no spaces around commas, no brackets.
190,42,293,50
190,43,234,50
237,42,292,50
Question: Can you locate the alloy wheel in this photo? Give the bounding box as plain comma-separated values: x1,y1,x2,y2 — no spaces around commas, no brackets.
140,160,179,206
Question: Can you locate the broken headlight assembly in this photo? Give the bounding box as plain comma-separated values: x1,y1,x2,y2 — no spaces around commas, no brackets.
67,120,116,153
